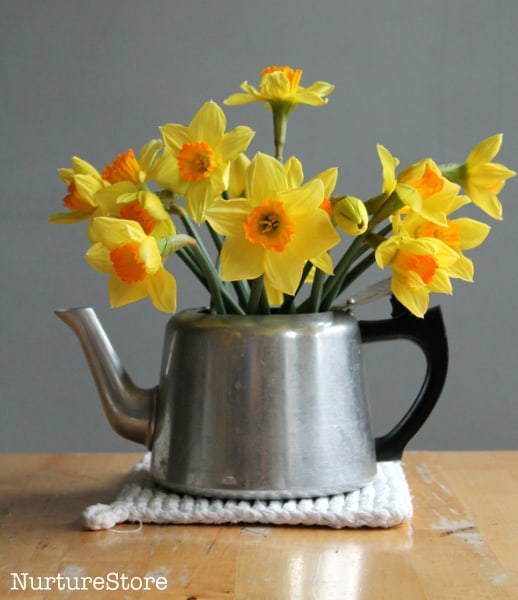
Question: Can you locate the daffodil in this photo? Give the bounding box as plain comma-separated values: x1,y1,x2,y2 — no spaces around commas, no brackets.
93,183,175,239
101,139,163,186
398,158,461,224
225,67,334,161
85,217,177,312
49,157,107,224
441,134,516,220
376,146,460,227
375,235,459,317
156,101,255,223
399,195,491,282
205,153,340,295
224,66,334,110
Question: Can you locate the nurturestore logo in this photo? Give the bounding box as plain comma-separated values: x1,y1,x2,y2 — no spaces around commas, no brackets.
10,571,168,592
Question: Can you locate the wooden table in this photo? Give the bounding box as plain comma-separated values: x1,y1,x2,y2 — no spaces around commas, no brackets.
0,452,517,599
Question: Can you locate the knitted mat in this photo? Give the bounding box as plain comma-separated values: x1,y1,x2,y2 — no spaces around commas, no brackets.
84,453,412,530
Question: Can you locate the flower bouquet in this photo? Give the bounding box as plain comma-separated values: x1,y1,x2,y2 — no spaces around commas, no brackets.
50,66,515,318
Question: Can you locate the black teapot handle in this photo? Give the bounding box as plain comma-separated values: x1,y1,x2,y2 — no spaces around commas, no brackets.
359,298,448,461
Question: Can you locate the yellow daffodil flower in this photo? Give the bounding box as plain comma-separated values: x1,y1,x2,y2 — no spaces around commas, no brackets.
375,236,460,317
50,157,107,224
454,134,515,220
399,195,491,282
205,153,340,295
224,66,334,111
398,158,461,224
101,139,163,186
156,101,255,223
85,217,177,312
93,182,175,240
377,146,460,227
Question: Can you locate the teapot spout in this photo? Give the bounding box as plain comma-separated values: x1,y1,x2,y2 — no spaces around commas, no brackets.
55,307,155,447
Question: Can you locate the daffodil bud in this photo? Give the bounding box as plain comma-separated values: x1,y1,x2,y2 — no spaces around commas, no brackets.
334,196,368,235
227,153,251,198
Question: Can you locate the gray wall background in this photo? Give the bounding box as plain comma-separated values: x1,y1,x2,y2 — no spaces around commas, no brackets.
1,0,517,453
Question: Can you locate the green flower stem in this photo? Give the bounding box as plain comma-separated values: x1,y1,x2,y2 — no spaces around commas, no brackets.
318,235,367,312
280,294,296,314
220,288,247,315
308,268,326,313
329,223,393,302
206,222,223,253
177,247,246,314
366,192,403,232
176,247,205,283
178,211,215,270
270,101,290,161
247,276,269,314
337,253,377,297
176,211,230,314
188,244,226,314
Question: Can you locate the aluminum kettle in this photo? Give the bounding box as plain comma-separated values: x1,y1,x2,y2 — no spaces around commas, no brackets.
56,300,447,499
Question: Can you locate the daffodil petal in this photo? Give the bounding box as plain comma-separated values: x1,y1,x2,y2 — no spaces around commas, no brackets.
220,236,264,281
108,277,147,307
290,209,340,260
281,179,324,214
446,254,474,282
85,243,113,274
396,183,423,214
219,126,255,161
471,162,516,183
377,145,399,195
146,268,177,312
312,167,338,197
49,210,91,224
467,134,503,167
74,174,104,202
428,269,453,294
138,237,162,274
465,184,503,220
205,198,249,237
454,218,491,250
70,156,102,177
247,153,287,204
311,252,334,275
91,217,146,247
304,81,335,97
152,148,184,192
392,278,429,318
138,139,162,173
184,178,213,223
223,92,258,106
264,276,285,305
283,156,304,188
264,246,304,294
160,124,192,154
190,101,226,146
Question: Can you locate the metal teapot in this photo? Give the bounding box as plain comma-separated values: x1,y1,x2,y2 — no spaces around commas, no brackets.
56,300,447,499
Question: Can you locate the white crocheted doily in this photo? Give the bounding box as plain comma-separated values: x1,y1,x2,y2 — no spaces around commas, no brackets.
84,453,412,530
